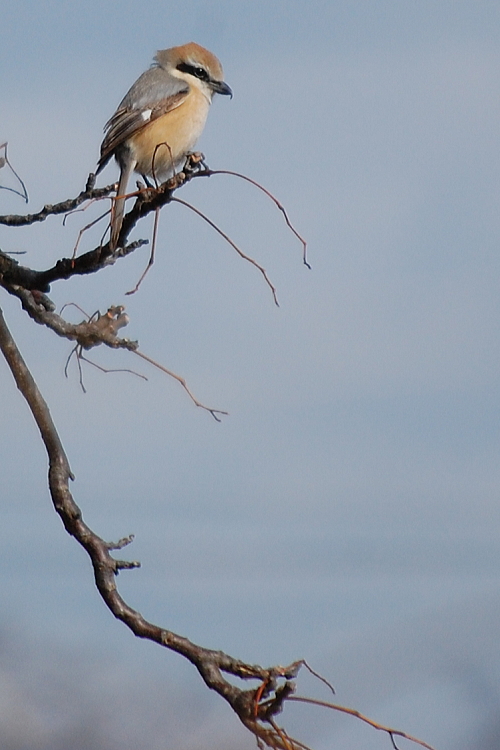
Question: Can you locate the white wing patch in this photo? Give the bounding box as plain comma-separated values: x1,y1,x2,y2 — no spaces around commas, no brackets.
141,109,152,121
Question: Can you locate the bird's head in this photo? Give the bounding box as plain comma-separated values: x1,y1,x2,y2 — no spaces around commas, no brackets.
156,42,232,100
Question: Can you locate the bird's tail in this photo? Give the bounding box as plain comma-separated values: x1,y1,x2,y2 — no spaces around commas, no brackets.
110,161,135,250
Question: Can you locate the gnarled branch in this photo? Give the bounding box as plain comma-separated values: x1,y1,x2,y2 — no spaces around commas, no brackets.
0,306,304,750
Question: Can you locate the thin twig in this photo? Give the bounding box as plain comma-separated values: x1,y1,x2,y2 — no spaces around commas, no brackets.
151,142,175,187
133,348,227,421
0,173,115,226
287,696,437,750
0,142,29,203
125,205,160,294
69,207,112,259
302,661,335,695
65,344,148,392
192,168,310,269
80,353,148,381
267,719,297,750
267,719,313,750
171,197,279,306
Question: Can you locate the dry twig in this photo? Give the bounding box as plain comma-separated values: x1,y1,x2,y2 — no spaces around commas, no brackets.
192,168,310,269
172,196,279,306
0,142,29,202
287,696,437,750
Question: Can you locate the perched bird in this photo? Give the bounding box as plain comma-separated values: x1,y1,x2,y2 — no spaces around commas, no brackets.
97,42,232,248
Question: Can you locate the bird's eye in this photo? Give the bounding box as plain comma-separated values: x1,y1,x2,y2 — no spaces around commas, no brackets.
192,66,208,81
193,66,209,81
177,62,210,82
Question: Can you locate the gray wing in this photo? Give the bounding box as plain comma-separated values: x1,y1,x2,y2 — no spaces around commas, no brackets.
97,66,189,172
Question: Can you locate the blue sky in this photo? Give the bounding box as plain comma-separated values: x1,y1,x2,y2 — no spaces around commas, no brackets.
1,2,500,748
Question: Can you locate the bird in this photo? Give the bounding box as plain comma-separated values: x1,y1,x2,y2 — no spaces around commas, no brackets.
96,42,232,248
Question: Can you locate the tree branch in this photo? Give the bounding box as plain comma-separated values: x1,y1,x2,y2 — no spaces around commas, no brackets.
0,156,433,750
0,173,114,226
0,160,198,292
0,305,304,750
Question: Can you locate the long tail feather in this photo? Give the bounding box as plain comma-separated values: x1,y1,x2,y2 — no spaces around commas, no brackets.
110,159,135,249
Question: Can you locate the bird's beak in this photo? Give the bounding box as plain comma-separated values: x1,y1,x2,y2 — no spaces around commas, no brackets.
211,80,233,98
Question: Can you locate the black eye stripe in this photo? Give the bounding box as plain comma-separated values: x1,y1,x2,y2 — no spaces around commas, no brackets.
176,62,210,82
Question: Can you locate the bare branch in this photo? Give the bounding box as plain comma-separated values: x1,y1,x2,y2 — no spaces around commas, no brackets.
0,148,432,750
54,302,224,417
0,301,308,750
0,172,115,226
106,534,135,551
0,165,190,292
0,142,29,203
133,348,228,421
0,156,304,306
2,289,138,353
193,168,310,269
66,346,149,392
172,196,279,306
287,696,438,750
125,205,161,294
301,660,336,695
268,718,314,750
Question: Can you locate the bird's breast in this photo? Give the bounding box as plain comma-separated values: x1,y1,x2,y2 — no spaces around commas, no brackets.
130,89,211,180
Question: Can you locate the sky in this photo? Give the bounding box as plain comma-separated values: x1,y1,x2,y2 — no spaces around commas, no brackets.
1,1,500,748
